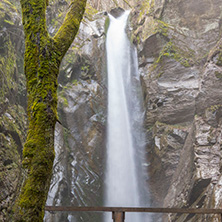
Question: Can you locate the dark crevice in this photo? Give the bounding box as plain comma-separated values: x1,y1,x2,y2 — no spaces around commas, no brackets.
0,125,23,157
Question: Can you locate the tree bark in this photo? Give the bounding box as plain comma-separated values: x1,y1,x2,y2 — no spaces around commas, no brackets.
14,0,87,221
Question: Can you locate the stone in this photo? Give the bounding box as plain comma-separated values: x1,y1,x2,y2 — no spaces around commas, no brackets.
45,9,107,221
109,7,125,18
132,1,222,221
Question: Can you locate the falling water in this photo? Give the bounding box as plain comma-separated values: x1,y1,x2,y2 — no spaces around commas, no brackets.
105,10,149,222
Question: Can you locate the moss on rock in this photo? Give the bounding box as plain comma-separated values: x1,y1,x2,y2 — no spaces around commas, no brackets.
215,71,222,79
154,41,195,70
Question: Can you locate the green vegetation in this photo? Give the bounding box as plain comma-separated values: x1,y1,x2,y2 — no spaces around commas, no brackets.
156,20,169,37
152,41,195,77
104,17,110,34
154,20,195,70
13,0,87,221
152,121,188,153
0,104,26,221
0,2,26,220
215,71,222,79
0,0,21,103
0,0,17,16
85,3,98,21
138,0,154,20
207,104,222,113
0,40,16,101
216,52,222,66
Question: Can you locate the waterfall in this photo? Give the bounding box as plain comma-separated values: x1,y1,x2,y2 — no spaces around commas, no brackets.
105,10,150,222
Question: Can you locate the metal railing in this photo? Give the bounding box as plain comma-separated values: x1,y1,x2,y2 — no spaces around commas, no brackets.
45,206,222,222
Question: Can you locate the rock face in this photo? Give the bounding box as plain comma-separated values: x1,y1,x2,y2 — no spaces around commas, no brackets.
131,0,222,221
45,81,106,222
88,0,133,11
45,9,107,222
0,1,26,221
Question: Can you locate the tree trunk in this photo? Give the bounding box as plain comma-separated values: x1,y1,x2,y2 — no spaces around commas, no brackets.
14,0,87,221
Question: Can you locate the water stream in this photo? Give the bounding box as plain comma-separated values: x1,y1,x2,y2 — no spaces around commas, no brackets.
105,11,150,222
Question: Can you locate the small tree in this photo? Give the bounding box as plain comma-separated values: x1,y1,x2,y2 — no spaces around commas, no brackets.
14,0,87,221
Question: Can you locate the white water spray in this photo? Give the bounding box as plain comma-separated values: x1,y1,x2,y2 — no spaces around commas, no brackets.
105,11,150,222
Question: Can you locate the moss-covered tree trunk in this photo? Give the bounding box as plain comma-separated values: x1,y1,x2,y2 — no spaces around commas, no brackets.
14,0,87,221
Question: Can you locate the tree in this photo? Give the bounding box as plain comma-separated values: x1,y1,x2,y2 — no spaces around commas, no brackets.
14,0,87,221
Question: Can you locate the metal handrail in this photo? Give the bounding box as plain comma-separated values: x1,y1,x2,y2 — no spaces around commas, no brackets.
45,206,222,222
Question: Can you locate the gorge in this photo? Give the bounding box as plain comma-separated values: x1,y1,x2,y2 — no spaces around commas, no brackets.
1,0,222,222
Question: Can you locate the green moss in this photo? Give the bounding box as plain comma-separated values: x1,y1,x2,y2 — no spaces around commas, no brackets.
0,39,16,102
138,0,154,20
112,0,119,7
153,121,188,140
14,0,87,221
156,70,164,78
53,0,87,60
156,20,169,37
215,71,222,79
216,52,222,66
58,92,69,107
4,19,14,25
207,104,222,112
139,18,195,75
123,0,132,8
85,3,98,21
0,104,26,221
72,79,78,85
154,41,194,71
0,0,17,13
104,17,110,34
63,97,69,106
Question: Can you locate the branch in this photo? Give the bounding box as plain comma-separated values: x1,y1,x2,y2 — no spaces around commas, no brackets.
53,0,87,60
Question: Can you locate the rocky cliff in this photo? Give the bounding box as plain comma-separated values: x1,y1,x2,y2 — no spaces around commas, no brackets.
131,0,222,221
0,0,26,221
1,0,222,222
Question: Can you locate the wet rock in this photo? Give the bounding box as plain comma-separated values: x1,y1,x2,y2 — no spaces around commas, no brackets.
109,7,125,18
45,79,106,222
45,8,107,221
196,61,222,115
163,115,222,222
153,0,166,18
142,61,200,126
87,0,133,11
58,11,106,88
0,1,26,221
139,33,169,65
0,105,26,221
131,1,222,221
205,106,222,128
147,122,188,203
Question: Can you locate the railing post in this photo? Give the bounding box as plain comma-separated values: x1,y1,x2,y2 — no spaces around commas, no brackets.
112,211,125,222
